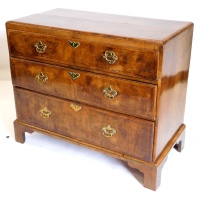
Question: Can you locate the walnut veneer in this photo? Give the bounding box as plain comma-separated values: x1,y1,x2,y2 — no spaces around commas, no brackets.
6,9,193,190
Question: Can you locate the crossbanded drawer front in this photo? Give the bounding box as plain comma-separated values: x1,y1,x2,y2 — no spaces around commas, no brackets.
14,87,154,162
8,30,158,81
11,58,157,120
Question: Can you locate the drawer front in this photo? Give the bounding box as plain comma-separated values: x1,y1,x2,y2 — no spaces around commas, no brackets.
14,88,154,162
11,58,157,120
8,30,158,81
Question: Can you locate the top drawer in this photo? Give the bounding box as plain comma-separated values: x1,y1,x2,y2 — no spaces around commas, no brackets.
7,30,158,81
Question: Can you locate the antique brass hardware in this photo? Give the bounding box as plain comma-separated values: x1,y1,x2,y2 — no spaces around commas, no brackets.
68,40,80,48
102,125,116,138
103,86,118,100
70,103,81,112
34,41,47,53
68,72,80,80
39,107,51,118
103,51,118,64
36,72,48,83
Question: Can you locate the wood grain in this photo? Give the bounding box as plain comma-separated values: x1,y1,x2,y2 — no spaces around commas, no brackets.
14,87,155,162
11,58,157,120
153,24,193,161
6,8,192,42
8,30,158,81
6,9,193,190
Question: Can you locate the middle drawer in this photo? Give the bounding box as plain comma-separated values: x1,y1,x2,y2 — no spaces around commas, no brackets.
11,58,157,120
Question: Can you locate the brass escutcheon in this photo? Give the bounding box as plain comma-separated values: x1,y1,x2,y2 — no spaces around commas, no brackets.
68,72,80,80
103,86,118,100
39,107,51,118
34,41,47,53
68,40,80,48
70,103,81,112
36,72,48,83
102,125,116,138
103,51,118,64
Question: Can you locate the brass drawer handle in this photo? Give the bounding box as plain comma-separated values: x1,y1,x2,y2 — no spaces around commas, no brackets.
39,107,51,118
34,41,47,53
36,72,48,83
102,125,116,138
70,103,81,112
103,51,118,64
68,72,80,80
103,86,118,100
68,40,80,48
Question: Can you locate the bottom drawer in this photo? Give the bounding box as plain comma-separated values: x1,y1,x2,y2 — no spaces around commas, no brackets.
14,88,154,162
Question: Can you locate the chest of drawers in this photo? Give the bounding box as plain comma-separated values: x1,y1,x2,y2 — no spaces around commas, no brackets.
6,9,193,190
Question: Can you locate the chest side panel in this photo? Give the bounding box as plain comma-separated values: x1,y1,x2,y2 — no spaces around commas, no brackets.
154,24,193,161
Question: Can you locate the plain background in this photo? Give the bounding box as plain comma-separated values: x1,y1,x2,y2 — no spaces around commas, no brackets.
0,0,200,196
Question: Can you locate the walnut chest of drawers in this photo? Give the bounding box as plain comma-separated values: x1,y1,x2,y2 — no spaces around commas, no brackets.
6,9,193,190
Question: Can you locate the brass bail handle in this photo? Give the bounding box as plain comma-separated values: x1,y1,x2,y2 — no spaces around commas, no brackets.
36,72,48,83
34,41,47,53
103,86,118,100
39,107,51,118
102,125,116,138
103,51,118,64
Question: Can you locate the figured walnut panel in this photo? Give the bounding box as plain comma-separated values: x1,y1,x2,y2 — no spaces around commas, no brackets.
8,30,158,81
14,87,154,162
11,58,157,120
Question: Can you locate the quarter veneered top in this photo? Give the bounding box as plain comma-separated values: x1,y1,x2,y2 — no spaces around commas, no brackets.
6,8,192,43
